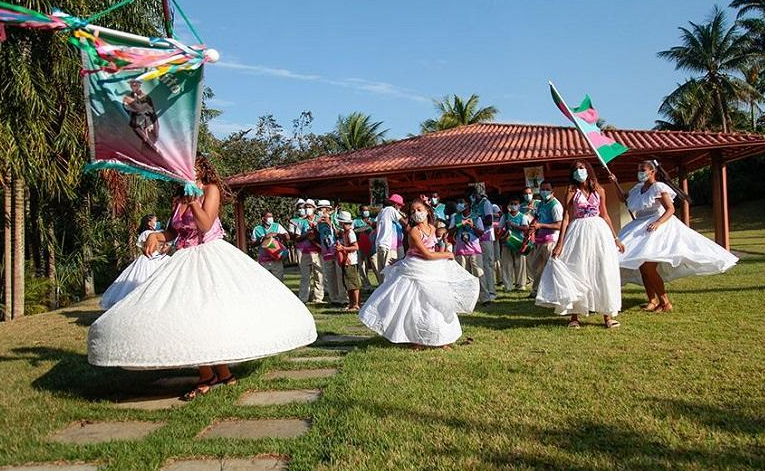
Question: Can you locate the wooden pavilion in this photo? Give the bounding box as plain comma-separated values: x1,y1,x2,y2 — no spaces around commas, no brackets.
226,123,765,252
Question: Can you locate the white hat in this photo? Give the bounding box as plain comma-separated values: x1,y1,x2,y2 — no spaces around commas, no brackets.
304,199,316,207
296,198,306,207
492,204,501,213
336,210,353,224
317,199,332,209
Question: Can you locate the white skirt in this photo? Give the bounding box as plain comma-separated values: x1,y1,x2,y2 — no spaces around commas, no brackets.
536,217,622,316
618,215,738,285
100,254,170,310
88,239,317,369
359,256,478,346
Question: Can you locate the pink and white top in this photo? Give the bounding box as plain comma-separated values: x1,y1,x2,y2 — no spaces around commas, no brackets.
572,189,601,219
172,199,224,249
406,227,437,258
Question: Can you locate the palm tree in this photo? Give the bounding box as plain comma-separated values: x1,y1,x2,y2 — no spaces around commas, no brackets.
333,112,388,151
658,6,757,132
730,0,765,17
655,79,716,131
420,94,498,134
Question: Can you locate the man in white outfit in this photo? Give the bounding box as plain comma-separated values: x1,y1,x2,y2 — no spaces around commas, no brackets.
317,199,348,305
374,194,406,284
294,199,324,303
473,190,498,302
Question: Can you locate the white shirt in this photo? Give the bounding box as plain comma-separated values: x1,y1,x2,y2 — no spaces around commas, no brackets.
477,197,495,242
375,206,401,250
342,229,358,265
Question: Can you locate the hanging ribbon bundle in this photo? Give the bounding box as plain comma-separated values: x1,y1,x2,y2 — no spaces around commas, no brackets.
0,0,219,196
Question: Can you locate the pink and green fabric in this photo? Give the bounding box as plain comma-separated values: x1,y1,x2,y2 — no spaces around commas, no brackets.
550,83,628,165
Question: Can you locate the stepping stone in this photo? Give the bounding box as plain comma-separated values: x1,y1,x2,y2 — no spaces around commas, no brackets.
198,419,310,440
113,395,187,411
310,345,355,352
238,389,321,406
315,334,370,344
48,421,165,445
263,368,339,380
162,457,287,471
287,356,342,363
2,466,98,471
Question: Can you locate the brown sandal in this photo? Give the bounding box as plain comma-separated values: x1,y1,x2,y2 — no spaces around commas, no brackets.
654,303,673,313
181,375,218,401
642,301,660,311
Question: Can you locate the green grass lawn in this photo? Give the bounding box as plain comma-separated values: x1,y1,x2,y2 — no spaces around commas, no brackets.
0,202,764,470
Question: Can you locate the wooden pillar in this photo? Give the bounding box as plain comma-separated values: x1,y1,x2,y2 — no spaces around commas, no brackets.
678,164,691,227
234,193,247,252
710,152,730,250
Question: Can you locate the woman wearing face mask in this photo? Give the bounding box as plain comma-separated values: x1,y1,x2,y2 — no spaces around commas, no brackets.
359,200,479,349
614,160,737,312
536,160,625,329
498,197,531,292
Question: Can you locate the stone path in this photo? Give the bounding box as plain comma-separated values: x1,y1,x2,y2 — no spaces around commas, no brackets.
263,368,339,380
287,355,343,363
238,389,321,406
162,457,287,471
315,334,370,344
48,421,165,445
113,395,187,411
198,419,311,440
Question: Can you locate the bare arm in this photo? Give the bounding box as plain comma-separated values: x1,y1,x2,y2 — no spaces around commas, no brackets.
597,187,625,252
187,184,220,232
648,192,676,232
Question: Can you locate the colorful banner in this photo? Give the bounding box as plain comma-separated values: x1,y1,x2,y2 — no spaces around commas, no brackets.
549,82,628,166
82,45,204,194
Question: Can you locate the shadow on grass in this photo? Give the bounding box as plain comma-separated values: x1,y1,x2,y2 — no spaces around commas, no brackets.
650,397,765,435
59,309,102,327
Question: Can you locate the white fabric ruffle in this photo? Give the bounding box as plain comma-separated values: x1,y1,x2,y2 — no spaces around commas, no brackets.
89,239,317,369
100,254,170,310
359,256,478,346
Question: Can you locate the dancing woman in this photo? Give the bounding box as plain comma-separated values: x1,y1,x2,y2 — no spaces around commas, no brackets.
614,160,738,312
359,200,479,348
536,160,625,329
88,156,317,400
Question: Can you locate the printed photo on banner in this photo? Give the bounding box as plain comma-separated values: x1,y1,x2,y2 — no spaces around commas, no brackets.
369,177,389,207
524,166,545,194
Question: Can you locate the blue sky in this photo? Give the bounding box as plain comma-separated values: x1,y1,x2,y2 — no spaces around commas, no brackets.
175,0,731,139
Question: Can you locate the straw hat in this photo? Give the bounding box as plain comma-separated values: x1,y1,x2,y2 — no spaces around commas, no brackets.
336,211,353,224
304,199,316,208
317,199,332,209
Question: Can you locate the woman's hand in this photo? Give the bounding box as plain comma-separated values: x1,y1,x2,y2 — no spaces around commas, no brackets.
647,220,662,232
615,239,625,253
143,233,159,257
552,244,563,258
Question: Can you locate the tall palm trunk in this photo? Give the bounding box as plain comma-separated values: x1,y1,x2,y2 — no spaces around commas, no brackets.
12,176,25,319
82,193,95,297
46,219,58,309
752,101,757,131
2,176,11,321
714,87,730,133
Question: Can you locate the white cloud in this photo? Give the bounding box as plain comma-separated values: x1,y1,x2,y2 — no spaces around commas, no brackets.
206,97,235,108
215,60,429,104
207,119,257,137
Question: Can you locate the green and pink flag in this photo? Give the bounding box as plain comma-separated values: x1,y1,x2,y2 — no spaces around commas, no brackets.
549,82,628,166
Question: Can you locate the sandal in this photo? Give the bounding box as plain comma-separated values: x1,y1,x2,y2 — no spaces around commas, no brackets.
654,303,673,313
181,374,218,401
567,320,581,329
642,301,660,311
216,374,238,386
605,320,621,329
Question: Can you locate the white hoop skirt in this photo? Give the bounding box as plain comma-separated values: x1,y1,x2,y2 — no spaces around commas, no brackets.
88,239,317,369
100,255,170,310
536,217,622,316
359,256,478,346
618,215,738,285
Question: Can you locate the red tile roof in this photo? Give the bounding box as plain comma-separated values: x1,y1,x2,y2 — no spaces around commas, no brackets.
227,123,765,189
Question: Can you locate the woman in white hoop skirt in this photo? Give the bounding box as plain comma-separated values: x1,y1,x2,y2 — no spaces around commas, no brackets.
88,156,317,400
99,214,171,310
536,160,625,329
359,199,478,348
614,160,737,312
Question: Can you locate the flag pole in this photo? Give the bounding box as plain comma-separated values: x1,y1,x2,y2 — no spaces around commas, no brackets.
549,81,633,218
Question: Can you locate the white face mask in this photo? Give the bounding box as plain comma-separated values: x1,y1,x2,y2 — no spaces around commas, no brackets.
411,210,428,223
573,168,588,183
431,197,439,205
456,203,466,212
305,207,315,216
508,204,520,212
298,208,306,217
523,194,533,202
540,190,553,200
637,171,649,182
265,217,274,225
362,210,370,217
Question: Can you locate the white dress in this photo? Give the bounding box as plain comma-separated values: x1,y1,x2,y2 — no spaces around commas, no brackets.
88,204,317,369
618,182,738,285
359,230,478,346
536,190,622,316
100,230,171,310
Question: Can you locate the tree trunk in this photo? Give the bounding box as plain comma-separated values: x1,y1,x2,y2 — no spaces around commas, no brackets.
2,177,11,321
82,193,95,297
12,176,25,320
715,89,729,133
752,101,757,131
46,219,58,309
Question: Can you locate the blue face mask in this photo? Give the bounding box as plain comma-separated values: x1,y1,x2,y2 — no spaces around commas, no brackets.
362,210,370,217
540,190,552,200
573,168,588,183
456,203,466,212
637,171,649,182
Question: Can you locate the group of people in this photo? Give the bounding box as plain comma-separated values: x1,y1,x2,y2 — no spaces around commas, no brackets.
88,155,738,400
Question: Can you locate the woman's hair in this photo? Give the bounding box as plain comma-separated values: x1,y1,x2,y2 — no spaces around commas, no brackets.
196,154,233,201
641,159,692,203
410,199,433,224
138,214,156,233
568,160,600,193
